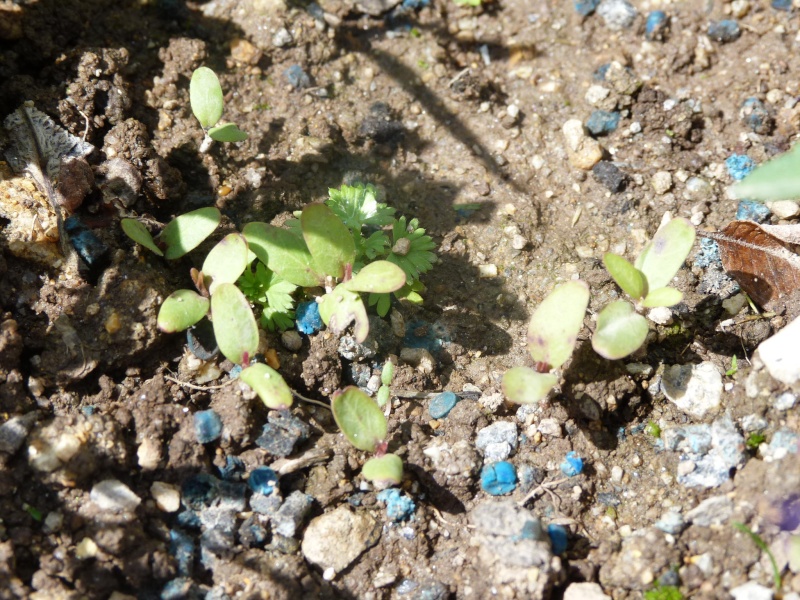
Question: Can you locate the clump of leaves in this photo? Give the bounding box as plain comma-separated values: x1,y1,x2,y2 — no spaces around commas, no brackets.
190,66,248,152
592,217,695,359
332,386,403,486
502,281,590,404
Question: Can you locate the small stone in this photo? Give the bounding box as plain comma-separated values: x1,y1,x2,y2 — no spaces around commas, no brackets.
43,511,64,534
248,467,279,495
652,171,672,194
250,492,282,516
151,481,181,513
758,315,800,384
593,161,627,192
301,506,380,573
230,38,261,65
399,347,435,374
774,392,797,411
0,412,37,455
283,65,311,89
722,293,748,316
90,479,142,512
470,500,551,568
685,177,712,200
655,510,685,534
538,418,562,437
255,411,311,457
648,306,672,325
586,110,621,136
661,362,722,419
564,582,611,600
478,264,498,278
281,330,303,352
563,119,604,170
685,495,734,526
138,438,161,470
194,410,223,444
272,27,293,47
736,199,771,223
741,97,773,134
429,391,459,419
476,421,518,456
273,491,314,537
772,0,792,10
75,537,98,560
610,465,623,482
767,200,800,219
645,10,669,41
730,581,774,600
708,20,740,43
597,0,637,30
585,85,611,107
763,427,800,461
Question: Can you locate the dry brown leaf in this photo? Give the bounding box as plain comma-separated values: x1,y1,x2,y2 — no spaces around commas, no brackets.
703,220,800,311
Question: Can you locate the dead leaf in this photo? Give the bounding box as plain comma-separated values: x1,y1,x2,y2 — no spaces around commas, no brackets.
703,220,800,311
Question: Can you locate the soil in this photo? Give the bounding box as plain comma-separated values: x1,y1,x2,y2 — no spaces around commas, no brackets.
1,0,799,599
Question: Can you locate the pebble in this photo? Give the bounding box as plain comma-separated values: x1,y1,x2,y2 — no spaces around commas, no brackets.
90,479,142,512
301,506,380,574
725,154,755,181
43,511,64,534
645,10,669,41
685,495,733,526
480,461,517,495
767,200,800,219
597,0,637,30
585,85,611,107
651,171,672,194
281,330,303,352
75,537,99,560
0,412,37,455
593,161,627,192
283,65,311,89
250,492,282,516
194,410,223,444
655,509,685,534
272,27,293,48
772,0,792,10
661,362,722,419
685,177,712,200
586,110,620,136
272,491,314,536
547,524,568,554
774,391,797,411
151,481,181,513
538,418,562,437
470,500,551,568
647,306,672,325
475,421,518,460
574,0,600,17
763,427,800,461
296,300,323,334
563,119,604,170
248,467,279,495
560,451,584,477
230,38,261,65
376,488,416,521
564,582,611,600
256,410,311,457
708,20,741,43
730,581,774,600
399,347,435,374
741,414,768,433
758,314,800,384
610,465,623,482
741,97,773,134
429,391,459,419
736,199,771,222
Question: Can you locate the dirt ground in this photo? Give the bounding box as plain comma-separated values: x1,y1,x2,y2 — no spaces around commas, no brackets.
1,0,800,598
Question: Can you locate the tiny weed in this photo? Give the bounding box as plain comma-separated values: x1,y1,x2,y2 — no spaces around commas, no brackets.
733,521,783,594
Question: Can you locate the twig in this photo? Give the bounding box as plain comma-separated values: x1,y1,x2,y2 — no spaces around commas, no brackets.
517,476,570,508
164,374,235,391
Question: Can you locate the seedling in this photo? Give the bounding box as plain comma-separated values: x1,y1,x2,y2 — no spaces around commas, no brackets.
502,281,590,404
733,522,783,594
592,217,695,359
332,386,403,486
376,360,395,407
643,584,684,600
121,207,221,259
190,66,248,153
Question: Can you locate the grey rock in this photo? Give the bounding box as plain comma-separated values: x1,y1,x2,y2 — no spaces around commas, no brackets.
564,582,611,600
655,509,685,534
476,421,518,456
351,0,402,17
774,391,797,411
0,412,37,454
597,0,638,30
470,500,550,568
730,581,774,600
301,506,381,573
90,479,141,512
685,495,733,526
763,427,800,461
599,527,677,590
250,492,282,516
662,362,722,419
273,491,314,538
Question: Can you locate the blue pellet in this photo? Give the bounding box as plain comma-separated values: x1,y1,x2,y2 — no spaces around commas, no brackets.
429,391,459,419
708,20,740,43
81,405,95,416
645,11,669,41
773,0,792,10
547,523,569,555
694,238,721,268
593,63,611,81
296,300,323,334
177,510,202,529
586,110,621,136
560,451,584,477
283,65,311,90
377,488,416,522
574,0,600,17
741,97,772,134
480,461,517,495
725,154,756,181
169,529,195,577
402,0,430,8
64,216,110,270
736,199,771,223
248,466,278,495
181,473,220,511
194,409,223,444
161,577,204,600
218,456,245,481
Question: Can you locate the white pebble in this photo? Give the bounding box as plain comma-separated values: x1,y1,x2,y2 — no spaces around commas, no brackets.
610,465,624,482
150,481,181,513
90,479,141,512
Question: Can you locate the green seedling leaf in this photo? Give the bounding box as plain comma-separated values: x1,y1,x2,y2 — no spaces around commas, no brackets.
326,183,395,231
331,386,387,452
502,366,558,405
733,522,782,593
376,385,390,407
731,143,800,201
190,67,224,129
642,286,683,308
318,285,369,342
157,289,209,333
121,218,163,256
242,222,321,287
362,454,403,486
159,207,222,260
634,218,696,290
203,233,249,294
604,253,646,300
381,361,395,386
345,261,406,293
210,283,259,365
240,363,293,409
208,123,248,142
386,216,437,284
527,280,590,370
301,203,356,280
592,300,649,360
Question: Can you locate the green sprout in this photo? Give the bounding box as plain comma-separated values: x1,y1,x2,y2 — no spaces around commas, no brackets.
730,142,800,201
733,522,783,594
502,281,590,405
592,217,695,360
645,421,662,438
745,432,766,450
643,584,684,600
332,386,403,486
190,66,248,153
454,0,482,5
122,207,222,260
726,355,738,377
376,359,395,407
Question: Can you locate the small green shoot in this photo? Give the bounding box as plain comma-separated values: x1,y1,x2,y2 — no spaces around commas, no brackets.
122,207,221,260
745,432,766,450
362,453,403,486
209,283,259,365
239,363,293,409
730,143,800,202
190,66,248,152
733,522,783,593
502,281,590,404
237,263,297,331
726,355,738,377
645,421,661,438
376,360,395,407
454,0,482,5
332,386,388,452
643,584,683,600
592,300,649,360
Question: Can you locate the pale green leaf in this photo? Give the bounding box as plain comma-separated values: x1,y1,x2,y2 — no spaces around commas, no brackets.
240,363,293,409
642,287,683,308
502,366,558,405
302,203,356,279
527,280,590,369
121,218,163,256
159,207,221,260
210,283,259,365
208,123,248,142
591,301,649,360
634,218,696,290
157,289,209,333
362,454,403,485
318,285,369,342
190,67,223,129
731,144,800,201
331,386,387,452
203,233,249,294
604,253,646,301
242,222,321,287
345,261,406,293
